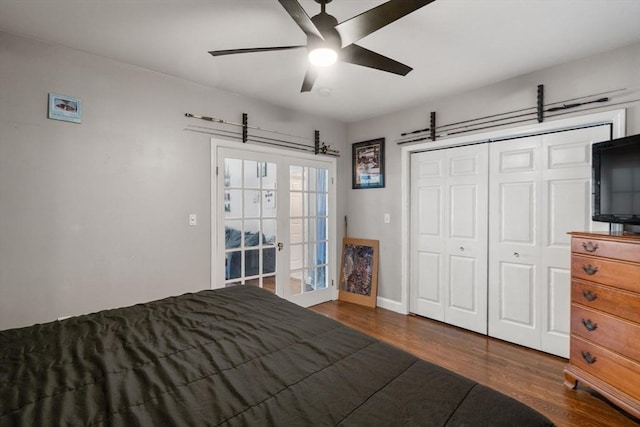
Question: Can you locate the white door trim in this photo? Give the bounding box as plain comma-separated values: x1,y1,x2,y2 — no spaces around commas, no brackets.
400,109,626,315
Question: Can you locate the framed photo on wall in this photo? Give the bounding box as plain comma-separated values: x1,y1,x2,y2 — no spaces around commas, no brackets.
352,138,385,189
338,237,379,307
48,93,82,123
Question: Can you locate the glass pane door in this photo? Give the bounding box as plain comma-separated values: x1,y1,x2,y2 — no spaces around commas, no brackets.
287,165,329,301
216,145,335,307
223,156,278,292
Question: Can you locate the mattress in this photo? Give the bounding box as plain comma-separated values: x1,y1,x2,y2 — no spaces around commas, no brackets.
0,285,554,426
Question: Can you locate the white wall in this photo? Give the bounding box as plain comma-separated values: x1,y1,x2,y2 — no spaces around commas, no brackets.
346,42,640,305
0,32,347,329
2,31,639,328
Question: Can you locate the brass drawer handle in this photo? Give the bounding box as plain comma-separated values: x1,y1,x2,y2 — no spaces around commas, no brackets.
581,351,597,364
581,290,598,301
581,241,599,253
581,319,598,331
581,264,598,275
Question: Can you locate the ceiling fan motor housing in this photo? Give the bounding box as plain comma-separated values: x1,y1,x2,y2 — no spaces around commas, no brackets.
309,12,341,56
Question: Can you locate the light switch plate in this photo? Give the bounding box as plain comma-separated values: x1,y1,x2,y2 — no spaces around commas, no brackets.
189,213,197,226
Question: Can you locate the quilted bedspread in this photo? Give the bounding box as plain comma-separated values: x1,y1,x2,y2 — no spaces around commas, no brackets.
0,286,554,426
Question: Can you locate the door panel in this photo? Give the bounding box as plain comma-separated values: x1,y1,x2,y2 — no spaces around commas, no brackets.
418,252,440,302
450,185,476,238
444,146,488,333
221,156,279,291
539,126,610,356
498,261,535,326
411,145,488,334
286,164,331,306
499,182,536,244
489,136,542,349
449,255,476,311
411,151,446,320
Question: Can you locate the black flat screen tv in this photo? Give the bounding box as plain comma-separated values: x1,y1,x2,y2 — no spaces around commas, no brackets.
592,133,640,225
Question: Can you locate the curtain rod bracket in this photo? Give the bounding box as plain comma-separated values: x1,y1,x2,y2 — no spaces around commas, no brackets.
242,113,248,143
537,85,544,123
430,112,436,141
314,130,330,155
314,130,320,154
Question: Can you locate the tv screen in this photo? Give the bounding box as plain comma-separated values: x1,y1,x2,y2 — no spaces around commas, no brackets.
592,133,640,225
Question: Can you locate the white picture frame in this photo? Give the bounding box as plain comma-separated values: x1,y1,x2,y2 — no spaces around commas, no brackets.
48,93,82,123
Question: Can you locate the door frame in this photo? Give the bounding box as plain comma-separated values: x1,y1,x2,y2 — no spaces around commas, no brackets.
210,138,338,302
400,109,626,314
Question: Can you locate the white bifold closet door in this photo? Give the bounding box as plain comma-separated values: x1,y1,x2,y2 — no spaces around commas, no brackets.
409,125,610,357
488,126,610,357
410,144,489,334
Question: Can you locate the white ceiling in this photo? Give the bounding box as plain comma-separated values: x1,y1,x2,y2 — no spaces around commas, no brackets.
1,0,639,123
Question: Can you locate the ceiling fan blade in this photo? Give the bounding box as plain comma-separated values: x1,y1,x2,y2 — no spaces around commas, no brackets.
278,0,324,40
208,45,305,57
301,67,318,92
341,44,412,76
335,0,436,47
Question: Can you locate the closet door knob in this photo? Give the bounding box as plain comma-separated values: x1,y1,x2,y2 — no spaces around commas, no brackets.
459,246,465,252
513,252,520,258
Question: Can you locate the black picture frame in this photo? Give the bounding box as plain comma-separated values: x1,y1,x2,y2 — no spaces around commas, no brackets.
352,138,385,189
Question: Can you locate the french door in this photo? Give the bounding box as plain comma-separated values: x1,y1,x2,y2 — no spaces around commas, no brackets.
214,144,335,307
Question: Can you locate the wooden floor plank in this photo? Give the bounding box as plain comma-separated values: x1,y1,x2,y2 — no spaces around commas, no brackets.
310,300,639,427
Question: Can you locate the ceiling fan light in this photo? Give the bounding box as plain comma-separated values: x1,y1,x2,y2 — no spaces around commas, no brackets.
308,47,338,67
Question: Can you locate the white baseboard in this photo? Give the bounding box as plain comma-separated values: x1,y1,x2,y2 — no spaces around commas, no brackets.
376,296,408,314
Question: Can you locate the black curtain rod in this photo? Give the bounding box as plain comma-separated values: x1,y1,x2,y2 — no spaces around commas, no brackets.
434,97,609,136
185,113,313,141
409,123,613,155
184,126,340,157
185,113,339,156
399,87,626,139
398,98,639,145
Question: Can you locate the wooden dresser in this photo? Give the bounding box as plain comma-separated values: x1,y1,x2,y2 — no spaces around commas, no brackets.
565,232,640,418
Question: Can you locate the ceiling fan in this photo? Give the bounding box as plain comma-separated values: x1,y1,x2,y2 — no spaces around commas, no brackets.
208,0,436,92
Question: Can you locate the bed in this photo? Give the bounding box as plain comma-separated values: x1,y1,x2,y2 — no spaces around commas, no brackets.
0,286,554,426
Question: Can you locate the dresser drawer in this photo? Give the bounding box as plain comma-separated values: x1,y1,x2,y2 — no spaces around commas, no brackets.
572,280,640,324
571,304,640,362
572,236,640,263
571,254,640,293
570,336,640,401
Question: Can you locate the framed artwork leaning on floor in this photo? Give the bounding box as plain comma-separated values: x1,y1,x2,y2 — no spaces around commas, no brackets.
338,237,379,307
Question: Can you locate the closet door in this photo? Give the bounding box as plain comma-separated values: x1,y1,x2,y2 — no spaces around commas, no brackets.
488,136,543,350
488,126,610,357
411,144,488,334
411,150,446,322
540,126,610,355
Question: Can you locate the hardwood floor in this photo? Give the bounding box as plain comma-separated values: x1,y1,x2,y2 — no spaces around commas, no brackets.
310,300,640,427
